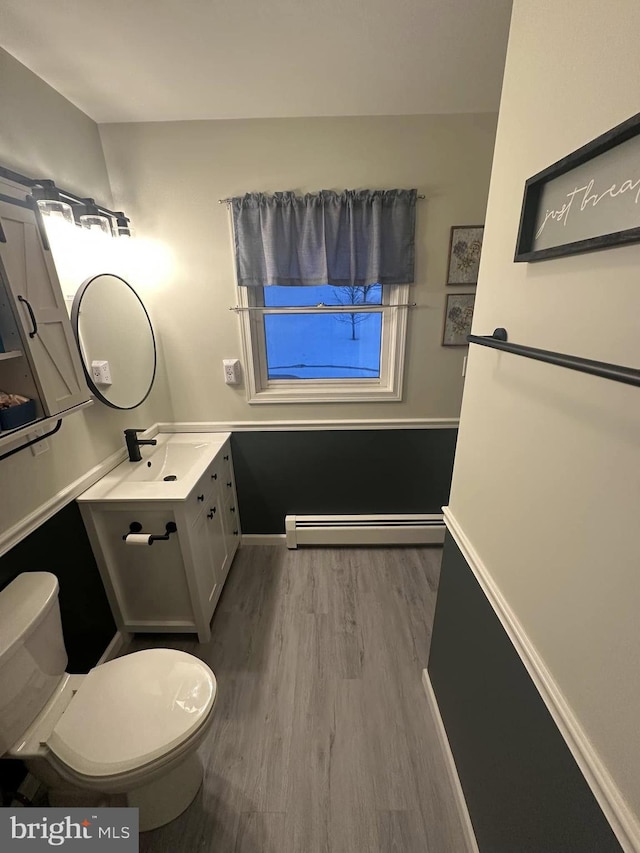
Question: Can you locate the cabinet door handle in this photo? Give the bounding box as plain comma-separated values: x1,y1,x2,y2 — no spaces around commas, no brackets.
226,481,232,488
207,507,217,519
230,506,236,513
197,494,204,502
17,295,38,338
211,473,217,480
223,454,229,461
233,529,238,535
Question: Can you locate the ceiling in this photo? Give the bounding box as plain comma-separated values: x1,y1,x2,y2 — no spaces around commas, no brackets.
0,0,512,124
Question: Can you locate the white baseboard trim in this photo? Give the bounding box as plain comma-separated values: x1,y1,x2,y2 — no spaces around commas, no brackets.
96,630,132,665
0,447,127,558
443,507,640,853
156,418,459,432
422,669,479,853
240,534,287,545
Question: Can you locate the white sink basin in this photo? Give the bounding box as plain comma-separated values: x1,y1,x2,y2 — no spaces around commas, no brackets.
124,440,211,483
78,432,231,501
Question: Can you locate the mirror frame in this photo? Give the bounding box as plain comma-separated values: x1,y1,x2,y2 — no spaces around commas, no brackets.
71,273,157,410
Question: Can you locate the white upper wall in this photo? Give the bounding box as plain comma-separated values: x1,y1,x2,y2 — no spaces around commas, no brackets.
99,113,497,423
0,48,173,538
0,49,112,204
449,0,640,831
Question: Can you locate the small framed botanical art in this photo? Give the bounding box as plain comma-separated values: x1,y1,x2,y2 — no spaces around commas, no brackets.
442,293,476,346
446,225,484,285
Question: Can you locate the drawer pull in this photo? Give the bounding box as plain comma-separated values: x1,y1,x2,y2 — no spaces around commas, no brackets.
197,494,204,502
223,454,229,461
230,506,236,513
233,529,238,535
226,481,232,488
211,473,217,480
207,508,217,519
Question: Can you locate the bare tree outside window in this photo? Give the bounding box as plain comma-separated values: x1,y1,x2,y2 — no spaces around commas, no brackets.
334,284,378,340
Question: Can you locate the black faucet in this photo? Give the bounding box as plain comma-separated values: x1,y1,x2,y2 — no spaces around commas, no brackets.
124,429,157,462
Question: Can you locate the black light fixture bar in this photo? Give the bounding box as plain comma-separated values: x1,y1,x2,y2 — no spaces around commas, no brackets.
468,328,640,388
0,164,130,226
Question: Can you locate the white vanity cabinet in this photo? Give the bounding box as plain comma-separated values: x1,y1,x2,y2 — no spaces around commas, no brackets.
0,176,91,444
78,435,241,643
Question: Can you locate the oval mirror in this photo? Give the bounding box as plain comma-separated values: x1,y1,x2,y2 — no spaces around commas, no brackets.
71,274,156,410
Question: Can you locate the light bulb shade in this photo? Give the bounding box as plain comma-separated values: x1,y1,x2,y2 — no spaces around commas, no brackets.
32,183,74,225
74,200,113,235
36,199,74,225
79,214,113,235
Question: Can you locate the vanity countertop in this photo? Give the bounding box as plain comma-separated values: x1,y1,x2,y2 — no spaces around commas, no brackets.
78,432,231,503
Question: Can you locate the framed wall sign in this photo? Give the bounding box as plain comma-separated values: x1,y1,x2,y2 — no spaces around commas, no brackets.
447,225,484,284
515,111,640,262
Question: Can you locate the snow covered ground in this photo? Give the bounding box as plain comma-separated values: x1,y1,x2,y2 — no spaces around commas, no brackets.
263,285,382,379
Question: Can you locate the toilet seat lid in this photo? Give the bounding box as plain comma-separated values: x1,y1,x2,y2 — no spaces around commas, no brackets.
48,649,216,778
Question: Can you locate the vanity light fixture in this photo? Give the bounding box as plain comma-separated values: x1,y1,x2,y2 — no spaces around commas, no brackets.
31,181,74,226
74,198,114,235
0,164,133,238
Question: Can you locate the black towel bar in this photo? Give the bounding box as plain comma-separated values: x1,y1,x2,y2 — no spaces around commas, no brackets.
467,328,640,388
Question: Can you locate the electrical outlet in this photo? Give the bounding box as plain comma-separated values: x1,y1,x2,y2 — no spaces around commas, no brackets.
91,360,112,385
223,358,241,385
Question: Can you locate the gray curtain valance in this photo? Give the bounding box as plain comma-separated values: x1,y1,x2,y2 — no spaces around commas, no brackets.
231,189,416,287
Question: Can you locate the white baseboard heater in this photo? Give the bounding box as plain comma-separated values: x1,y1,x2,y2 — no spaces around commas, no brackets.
285,513,446,549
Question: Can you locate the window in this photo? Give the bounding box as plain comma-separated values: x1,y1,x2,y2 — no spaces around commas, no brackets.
231,189,415,403
239,282,408,402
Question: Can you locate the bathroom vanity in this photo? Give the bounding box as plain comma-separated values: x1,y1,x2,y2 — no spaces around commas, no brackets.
78,433,241,642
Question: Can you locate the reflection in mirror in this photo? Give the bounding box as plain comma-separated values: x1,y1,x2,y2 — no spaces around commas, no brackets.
72,274,156,410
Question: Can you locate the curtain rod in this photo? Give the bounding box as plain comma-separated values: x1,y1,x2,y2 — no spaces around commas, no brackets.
219,194,426,204
229,303,417,312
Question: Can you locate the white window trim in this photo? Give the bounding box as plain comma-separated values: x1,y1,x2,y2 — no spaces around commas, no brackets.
238,284,409,404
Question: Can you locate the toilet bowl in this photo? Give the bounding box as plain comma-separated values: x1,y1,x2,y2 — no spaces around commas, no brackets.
0,573,217,831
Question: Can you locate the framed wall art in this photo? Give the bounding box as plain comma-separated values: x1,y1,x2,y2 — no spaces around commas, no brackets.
446,225,484,285
515,111,640,262
442,292,475,347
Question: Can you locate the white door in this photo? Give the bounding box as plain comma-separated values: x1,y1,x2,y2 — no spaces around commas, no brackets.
0,196,90,415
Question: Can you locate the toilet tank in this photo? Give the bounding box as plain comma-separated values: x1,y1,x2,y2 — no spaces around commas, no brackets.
0,573,68,754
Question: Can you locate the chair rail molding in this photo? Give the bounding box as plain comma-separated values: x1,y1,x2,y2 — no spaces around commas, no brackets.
0,445,128,558
158,418,459,432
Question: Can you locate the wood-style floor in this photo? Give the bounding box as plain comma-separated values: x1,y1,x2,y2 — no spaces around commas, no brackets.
127,545,468,852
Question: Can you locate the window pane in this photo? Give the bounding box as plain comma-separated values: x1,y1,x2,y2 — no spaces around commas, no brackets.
264,311,382,379
263,283,382,307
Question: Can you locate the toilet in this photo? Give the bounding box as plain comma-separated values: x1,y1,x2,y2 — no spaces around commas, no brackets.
0,572,217,831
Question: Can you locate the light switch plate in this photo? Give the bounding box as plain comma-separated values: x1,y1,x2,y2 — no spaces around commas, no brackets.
28,427,49,456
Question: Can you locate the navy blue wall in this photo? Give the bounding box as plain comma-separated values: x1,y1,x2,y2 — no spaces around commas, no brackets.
428,532,622,853
0,501,115,673
232,428,458,534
